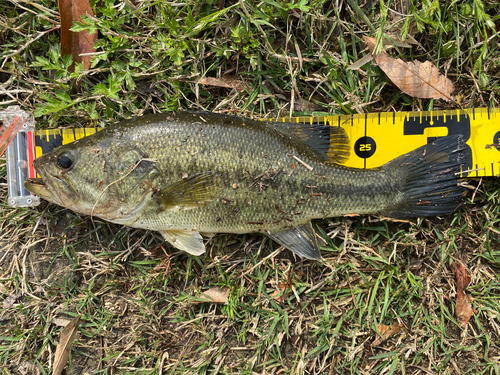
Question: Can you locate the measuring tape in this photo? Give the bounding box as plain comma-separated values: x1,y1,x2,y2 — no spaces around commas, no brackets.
276,108,500,177
4,107,500,208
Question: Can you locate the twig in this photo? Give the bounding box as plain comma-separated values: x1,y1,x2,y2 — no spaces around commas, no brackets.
1,26,60,68
455,168,485,176
290,154,313,171
241,247,283,277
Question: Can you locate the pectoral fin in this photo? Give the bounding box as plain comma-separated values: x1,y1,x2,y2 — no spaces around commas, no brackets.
160,230,206,256
267,223,322,260
156,172,221,211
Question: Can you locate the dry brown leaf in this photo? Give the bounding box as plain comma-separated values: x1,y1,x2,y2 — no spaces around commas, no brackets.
384,32,418,49
453,261,476,328
347,54,374,71
196,75,248,90
52,318,73,327
58,0,97,72
348,35,415,71
270,269,299,302
364,36,455,101
197,287,230,304
17,360,41,375
456,292,475,328
270,281,291,302
372,323,404,346
454,260,471,291
52,315,81,375
2,293,20,309
274,94,320,112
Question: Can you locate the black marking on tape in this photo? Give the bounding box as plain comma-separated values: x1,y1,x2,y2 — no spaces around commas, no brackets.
403,112,473,176
493,131,500,152
37,132,63,155
354,137,376,160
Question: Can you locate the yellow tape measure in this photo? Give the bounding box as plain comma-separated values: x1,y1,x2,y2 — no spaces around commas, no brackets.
275,108,500,177
35,108,500,177
35,127,99,158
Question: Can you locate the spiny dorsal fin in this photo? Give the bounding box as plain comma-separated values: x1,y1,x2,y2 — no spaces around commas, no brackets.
272,122,350,164
156,172,221,211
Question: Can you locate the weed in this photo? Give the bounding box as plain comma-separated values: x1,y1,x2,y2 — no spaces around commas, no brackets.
1,0,500,374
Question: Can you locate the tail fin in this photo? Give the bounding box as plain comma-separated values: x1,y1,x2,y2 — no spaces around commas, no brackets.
382,135,467,218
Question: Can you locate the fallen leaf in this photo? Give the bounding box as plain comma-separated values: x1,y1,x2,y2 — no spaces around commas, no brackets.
52,318,73,327
2,293,21,309
270,268,298,302
198,75,248,90
292,97,320,112
52,315,81,375
347,54,374,70
270,281,291,302
364,36,455,101
177,75,248,90
275,94,320,112
58,0,97,72
349,34,418,70
456,292,475,328
372,323,404,346
197,287,230,304
454,260,471,291
16,360,40,375
453,261,476,328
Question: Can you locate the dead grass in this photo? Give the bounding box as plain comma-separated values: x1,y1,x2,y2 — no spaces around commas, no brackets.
1,0,500,374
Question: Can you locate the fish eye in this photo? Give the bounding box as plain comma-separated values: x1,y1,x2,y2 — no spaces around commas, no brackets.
57,152,74,170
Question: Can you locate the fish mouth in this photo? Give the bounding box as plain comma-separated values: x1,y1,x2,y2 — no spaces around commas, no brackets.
24,178,53,199
25,175,77,207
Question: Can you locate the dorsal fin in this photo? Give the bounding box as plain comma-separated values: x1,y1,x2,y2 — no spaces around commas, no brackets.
271,122,350,164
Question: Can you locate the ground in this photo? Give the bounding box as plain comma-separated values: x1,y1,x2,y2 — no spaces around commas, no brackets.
1,0,500,374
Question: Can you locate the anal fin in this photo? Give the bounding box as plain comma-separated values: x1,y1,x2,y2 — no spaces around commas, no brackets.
160,230,206,256
267,223,322,260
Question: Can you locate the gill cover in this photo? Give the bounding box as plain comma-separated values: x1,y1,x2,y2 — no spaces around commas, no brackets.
95,140,160,218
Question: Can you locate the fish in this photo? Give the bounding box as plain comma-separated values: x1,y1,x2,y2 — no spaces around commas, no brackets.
25,112,467,260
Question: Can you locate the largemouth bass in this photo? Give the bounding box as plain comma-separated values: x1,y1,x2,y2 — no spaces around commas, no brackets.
25,112,467,260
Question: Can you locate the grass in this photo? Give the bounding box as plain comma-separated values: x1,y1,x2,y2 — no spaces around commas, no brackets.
1,0,500,374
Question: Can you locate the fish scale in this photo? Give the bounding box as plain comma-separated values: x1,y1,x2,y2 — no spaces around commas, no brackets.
25,112,467,260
